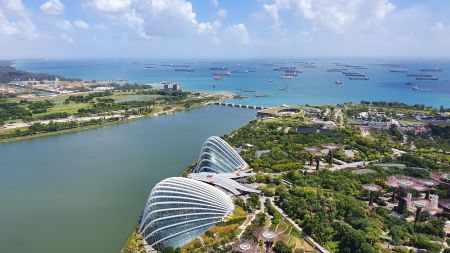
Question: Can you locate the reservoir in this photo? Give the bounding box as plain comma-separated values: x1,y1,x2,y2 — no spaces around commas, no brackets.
0,106,256,253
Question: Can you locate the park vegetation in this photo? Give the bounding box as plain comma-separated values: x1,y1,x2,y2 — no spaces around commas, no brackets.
1,89,222,141
221,104,449,253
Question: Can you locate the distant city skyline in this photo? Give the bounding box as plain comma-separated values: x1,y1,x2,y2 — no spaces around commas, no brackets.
1,0,450,59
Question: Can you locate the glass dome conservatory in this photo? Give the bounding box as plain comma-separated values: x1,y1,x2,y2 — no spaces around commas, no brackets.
138,177,234,251
192,136,248,174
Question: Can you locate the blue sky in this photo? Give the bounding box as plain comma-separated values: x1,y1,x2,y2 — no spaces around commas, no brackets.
0,0,450,59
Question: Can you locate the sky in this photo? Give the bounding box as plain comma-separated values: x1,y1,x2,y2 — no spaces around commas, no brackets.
0,0,450,59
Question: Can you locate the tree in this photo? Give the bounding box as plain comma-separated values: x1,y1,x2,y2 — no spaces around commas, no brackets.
273,241,292,253
389,225,408,243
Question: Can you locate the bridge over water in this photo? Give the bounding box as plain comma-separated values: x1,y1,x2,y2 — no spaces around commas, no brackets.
208,102,270,110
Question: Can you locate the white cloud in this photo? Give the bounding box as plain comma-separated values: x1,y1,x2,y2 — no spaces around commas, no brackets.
117,0,197,37
225,23,250,44
40,0,64,15
217,8,227,18
197,20,221,43
89,0,131,12
93,23,106,29
261,0,395,33
197,20,220,36
431,22,449,33
210,0,219,7
262,3,285,36
74,20,90,29
60,33,74,43
0,10,20,35
56,19,72,31
113,0,222,43
122,9,146,38
1,0,28,16
0,1,37,37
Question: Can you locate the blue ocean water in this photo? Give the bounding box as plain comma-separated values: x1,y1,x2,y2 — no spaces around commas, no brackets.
15,58,450,107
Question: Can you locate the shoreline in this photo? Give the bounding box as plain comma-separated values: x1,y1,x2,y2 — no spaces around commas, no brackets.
0,96,243,144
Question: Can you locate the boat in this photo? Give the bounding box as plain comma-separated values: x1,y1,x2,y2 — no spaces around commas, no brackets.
345,73,367,77
420,68,442,72
174,68,194,72
416,76,438,80
349,76,369,80
247,67,258,72
232,70,249,73
343,71,360,75
213,75,223,80
255,93,269,97
213,72,231,76
279,75,294,79
242,90,256,93
390,68,408,73
327,68,342,72
279,85,288,91
210,67,228,70
283,70,301,76
274,66,297,71
412,84,421,91
335,80,343,84
407,73,432,77
269,80,273,83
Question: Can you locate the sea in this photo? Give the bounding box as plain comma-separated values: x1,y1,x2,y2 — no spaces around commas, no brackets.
15,58,450,107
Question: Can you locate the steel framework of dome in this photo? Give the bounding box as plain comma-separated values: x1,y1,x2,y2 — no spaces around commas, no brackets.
193,136,248,173
138,177,234,251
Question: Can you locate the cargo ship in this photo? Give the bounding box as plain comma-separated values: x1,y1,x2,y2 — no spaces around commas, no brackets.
174,68,194,72
420,68,442,72
416,76,438,80
407,73,432,77
349,76,369,80
213,72,231,76
390,68,408,73
255,93,269,97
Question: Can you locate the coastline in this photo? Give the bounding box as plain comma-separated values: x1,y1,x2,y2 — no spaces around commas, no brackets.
0,95,232,144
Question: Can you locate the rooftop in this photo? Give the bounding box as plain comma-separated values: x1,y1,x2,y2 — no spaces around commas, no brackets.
188,172,260,196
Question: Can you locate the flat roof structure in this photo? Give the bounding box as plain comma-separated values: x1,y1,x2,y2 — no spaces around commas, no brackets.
256,106,302,118
188,172,260,196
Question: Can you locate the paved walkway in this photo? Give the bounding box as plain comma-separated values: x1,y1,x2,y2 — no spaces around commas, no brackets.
328,161,367,172
268,198,331,253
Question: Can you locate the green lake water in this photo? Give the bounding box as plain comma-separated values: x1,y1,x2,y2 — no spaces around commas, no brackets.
0,105,255,253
